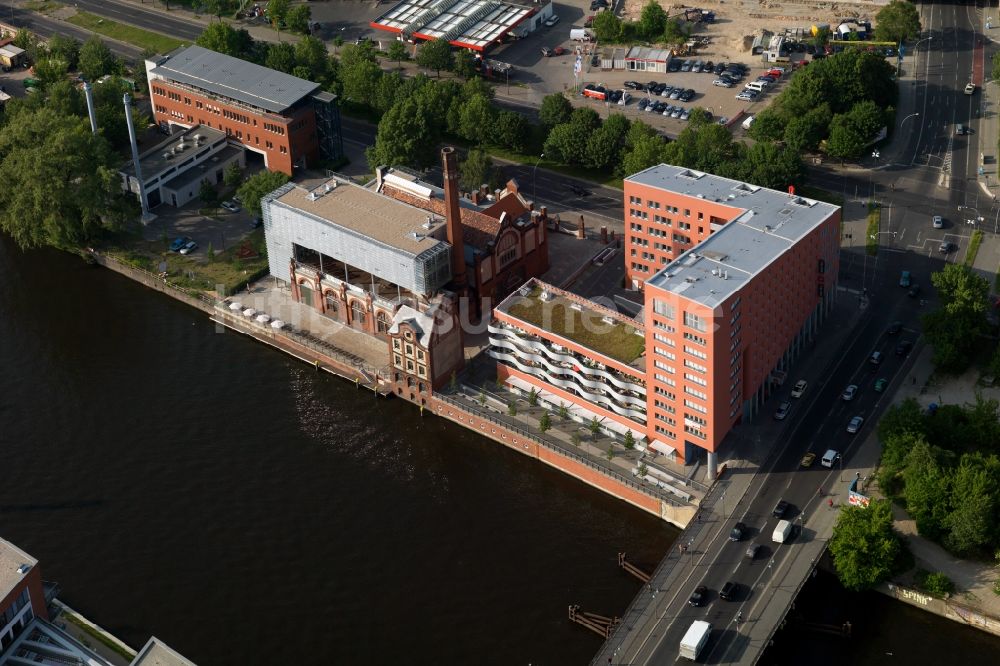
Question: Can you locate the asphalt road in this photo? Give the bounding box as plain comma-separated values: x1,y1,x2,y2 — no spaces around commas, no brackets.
70,0,203,42
9,6,142,60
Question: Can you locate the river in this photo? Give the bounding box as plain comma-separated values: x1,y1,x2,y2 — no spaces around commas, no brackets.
1,234,998,665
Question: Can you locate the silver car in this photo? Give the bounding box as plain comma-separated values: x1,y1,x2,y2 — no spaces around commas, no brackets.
847,415,864,434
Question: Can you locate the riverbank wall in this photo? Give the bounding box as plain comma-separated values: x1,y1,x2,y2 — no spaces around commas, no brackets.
90,252,692,526
877,581,1000,640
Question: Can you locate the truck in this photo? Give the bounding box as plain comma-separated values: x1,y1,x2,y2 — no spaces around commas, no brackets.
679,620,712,660
570,28,594,41
772,518,793,543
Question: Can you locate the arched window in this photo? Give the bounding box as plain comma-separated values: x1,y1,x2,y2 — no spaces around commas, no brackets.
376,310,391,334
406,377,414,388
497,231,519,269
418,382,425,393
324,292,339,314
351,300,366,325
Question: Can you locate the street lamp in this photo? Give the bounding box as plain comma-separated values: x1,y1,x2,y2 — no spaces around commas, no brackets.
532,153,544,202
900,112,921,126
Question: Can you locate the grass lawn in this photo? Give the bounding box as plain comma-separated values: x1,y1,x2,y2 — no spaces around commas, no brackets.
103,228,269,296
506,287,644,364
865,203,880,256
67,11,185,53
61,612,135,662
965,229,983,267
23,0,64,11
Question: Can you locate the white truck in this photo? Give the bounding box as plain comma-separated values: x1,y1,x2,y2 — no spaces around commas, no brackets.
679,620,712,660
772,519,793,544
570,28,595,41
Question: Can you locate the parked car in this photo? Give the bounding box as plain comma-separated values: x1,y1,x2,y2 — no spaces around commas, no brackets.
932,215,944,228
637,98,649,111
670,106,683,118
842,384,858,401
669,88,683,100
220,200,240,213
688,585,708,606
939,241,955,254
790,379,807,398
714,62,727,74
773,499,789,518
847,415,864,434
680,108,691,121
661,104,675,117
681,59,693,71
623,80,642,90
800,451,816,468
179,239,198,255
660,85,674,97
713,78,733,87
652,82,667,95
544,15,560,27
704,60,714,72
896,340,913,356
667,58,682,72
169,236,190,252
899,270,911,287
736,91,757,101
730,522,746,541
679,88,695,102
616,91,630,105
774,401,791,420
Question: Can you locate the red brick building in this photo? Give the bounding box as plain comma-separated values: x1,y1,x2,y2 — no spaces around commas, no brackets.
0,537,48,653
145,45,343,175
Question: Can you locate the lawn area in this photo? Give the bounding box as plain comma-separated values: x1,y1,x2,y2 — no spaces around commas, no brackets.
67,11,185,53
103,228,269,296
965,229,983,267
865,203,880,256
506,287,645,364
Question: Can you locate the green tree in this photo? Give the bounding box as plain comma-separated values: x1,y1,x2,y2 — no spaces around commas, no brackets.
528,387,538,406
811,26,831,49
917,571,955,597
933,263,990,314
637,1,668,41
747,108,787,142
294,36,331,84
742,142,804,190
206,241,215,262
223,163,243,188
623,430,635,450
265,42,297,73
459,149,499,192
606,445,615,461
543,122,590,165
416,38,453,77
199,179,218,205
993,53,1000,84
47,35,81,71
33,59,69,88
340,58,383,107
558,403,569,420
478,388,487,406
387,40,408,69
203,0,234,19
903,440,953,540
237,170,290,217
943,454,1000,556
592,11,623,42
829,499,906,591
457,94,495,143
589,416,602,439
196,21,259,62
366,97,440,169
875,0,921,43
490,110,528,152
825,113,867,160
267,0,290,29
663,18,692,45
539,93,573,129
91,76,147,151
586,119,628,171
539,411,551,433
508,400,517,416
453,50,477,79
569,107,601,132
0,108,128,249
371,71,405,116
620,134,666,177
571,431,582,447
286,3,311,34
45,80,86,118
783,103,832,152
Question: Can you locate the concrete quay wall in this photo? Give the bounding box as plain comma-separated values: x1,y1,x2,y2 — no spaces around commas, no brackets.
877,582,1000,640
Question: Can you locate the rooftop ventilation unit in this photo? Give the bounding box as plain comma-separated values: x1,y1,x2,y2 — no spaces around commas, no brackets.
685,277,698,283
16,564,30,575
764,224,772,232
409,231,425,241
518,285,531,297
193,134,203,144
711,269,719,276
307,192,318,201
722,271,729,280
324,183,333,193
539,290,552,302
423,216,434,230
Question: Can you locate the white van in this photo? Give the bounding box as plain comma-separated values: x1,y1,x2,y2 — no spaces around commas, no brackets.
742,115,755,130
821,449,839,468
745,81,767,93
772,519,793,543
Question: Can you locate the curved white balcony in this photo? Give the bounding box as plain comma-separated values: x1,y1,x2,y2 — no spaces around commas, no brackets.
490,350,648,423
490,338,646,408
488,324,646,393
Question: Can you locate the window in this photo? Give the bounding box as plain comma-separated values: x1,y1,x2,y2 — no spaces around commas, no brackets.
683,332,706,346
683,312,706,332
684,345,707,360
653,300,675,319
497,233,519,268
351,301,366,325
684,359,707,373
376,311,390,334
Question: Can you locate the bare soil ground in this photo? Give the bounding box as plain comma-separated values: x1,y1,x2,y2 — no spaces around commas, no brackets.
619,1,887,63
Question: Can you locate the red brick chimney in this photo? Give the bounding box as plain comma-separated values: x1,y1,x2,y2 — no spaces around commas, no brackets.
441,147,467,293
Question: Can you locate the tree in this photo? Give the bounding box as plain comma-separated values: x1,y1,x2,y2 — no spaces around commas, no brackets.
747,108,787,142
606,445,615,461
784,103,832,152
366,97,440,169
875,0,921,43
539,411,551,433
508,400,517,416
453,50,476,79
829,499,906,591
236,170,290,217
932,263,990,314
539,93,573,129
33,59,69,88
589,416,602,439
543,122,590,165
623,430,635,450
267,0,290,29
199,179,218,205
637,1,668,41
620,134,666,177
903,440,952,540
460,149,499,192
47,35,81,71
0,108,127,249
571,432,582,447
742,142,804,190
490,110,528,152
663,18,691,45
558,403,569,420
45,81,86,118
223,163,243,188
203,0,234,19
196,21,259,62
340,58,383,108
923,264,990,373
92,77,148,151
993,53,1000,84
592,11,623,42
265,42,297,73
478,388,487,406
387,40,408,69
416,38,453,77
286,4,311,34
570,107,601,132
943,454,999,556
457,94,495,143
294,36,331,84
528,387,538,406
825,113,867,160
371,71,405,116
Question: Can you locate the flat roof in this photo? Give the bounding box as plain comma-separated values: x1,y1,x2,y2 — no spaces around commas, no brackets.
497,280,646,366
150,45,320,114
0,536,38,603
625,46,672,62
162,144,244,192
631,165,839,308
121,124,227,181
131,638,198,666
274,177,450,257
372,0,534,51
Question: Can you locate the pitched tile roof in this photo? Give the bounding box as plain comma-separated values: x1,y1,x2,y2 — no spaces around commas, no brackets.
381,184,501,252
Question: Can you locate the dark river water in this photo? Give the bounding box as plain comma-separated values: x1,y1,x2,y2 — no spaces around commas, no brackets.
2,234,998,665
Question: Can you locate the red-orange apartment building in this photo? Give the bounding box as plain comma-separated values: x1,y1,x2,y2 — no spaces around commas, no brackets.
145,45,343,175
491,165,840,471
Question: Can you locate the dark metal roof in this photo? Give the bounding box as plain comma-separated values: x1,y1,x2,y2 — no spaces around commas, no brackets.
150,45,320,114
